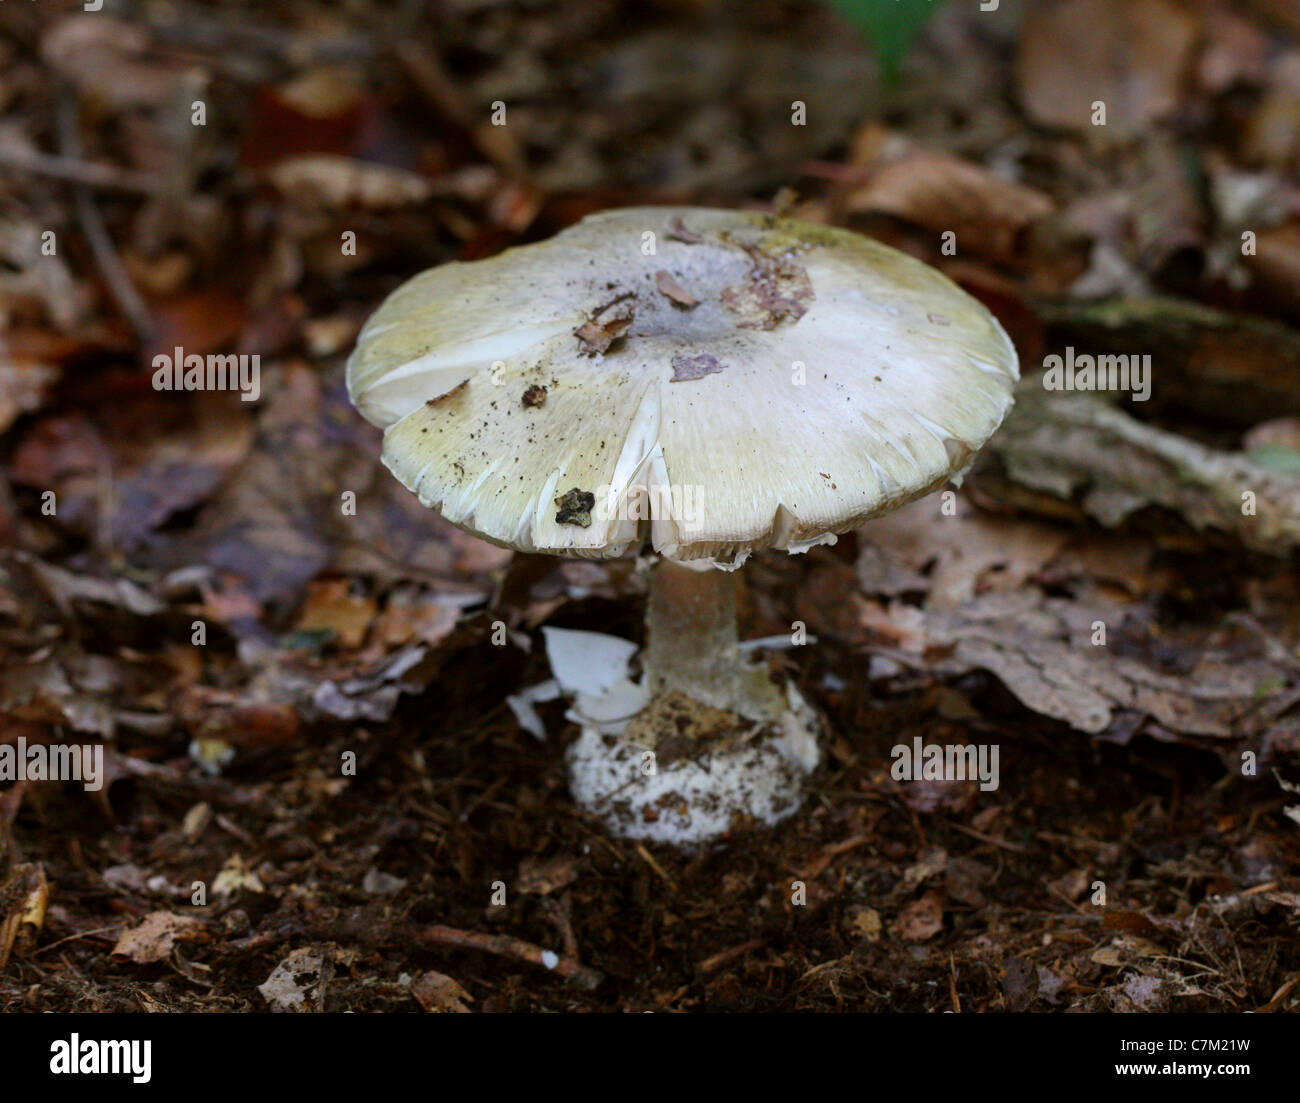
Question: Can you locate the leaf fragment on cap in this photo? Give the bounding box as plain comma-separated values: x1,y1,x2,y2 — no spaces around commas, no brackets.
670,352,726,382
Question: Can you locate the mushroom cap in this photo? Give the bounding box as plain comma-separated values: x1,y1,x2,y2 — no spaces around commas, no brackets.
348,206,1019,568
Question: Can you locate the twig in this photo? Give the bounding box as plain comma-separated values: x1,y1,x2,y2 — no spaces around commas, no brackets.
0,146,166,196
697,939,764,974
34,926,122,956
798,833,871,879
416,924,604,991
391,40,529,180
55,85,155,347
949,821,1031,854
634,843,679,894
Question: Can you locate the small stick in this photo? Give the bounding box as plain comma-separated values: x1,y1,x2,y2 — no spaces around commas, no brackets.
634,843,678,894
56,85,155,346
0,147,166,196
697,938,764,974
417,924,603,991
948,821,1030,854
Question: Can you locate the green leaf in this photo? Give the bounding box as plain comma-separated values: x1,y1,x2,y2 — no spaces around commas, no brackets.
824,0,948,83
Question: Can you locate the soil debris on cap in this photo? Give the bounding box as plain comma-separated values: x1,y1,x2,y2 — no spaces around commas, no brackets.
574,290,636,355
655,270,698,307
721,239,813,330
665,216,702,244
670,351,725,382
554,487,595,527
425,379,469,407
522,384,547,407
574,314,633,355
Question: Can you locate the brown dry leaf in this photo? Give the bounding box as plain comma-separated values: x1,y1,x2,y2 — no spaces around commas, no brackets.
944,857,991,908
1243,53,1300,171
267,155,434,208
8,413,110,539
574,312,634,355
41,16,186,111
293,579,378,650
903,847,948,887
145,291,247,364
102,393,256,548
1104,909,1163,938
112,911,207,964
1045,533,1154,595
517,855,579,896
1091,934,1163,967
18,556,164,619
190,365,335,605
890,891,945,943
361,594,459,660
654,269,698,306
670,352,725,382
0,222,92,332
857,599,928,652
411,970,473,1013
844,905,882,943
1254,222,1300,317
258,947,324,1011
858,497,1069,610
1017,0,1199,133
665,216,703,244
847,149,1053,261
719,243,812,330
1051,869,1092,902
0,649,120,738
988,385,1300,555
928,589,1290,737
0,858,49,966
1197,9,1270,94
212,854,265,897
275,65,365,120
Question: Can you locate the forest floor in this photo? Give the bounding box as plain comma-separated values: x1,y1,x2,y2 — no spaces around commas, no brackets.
1,0,1299,1011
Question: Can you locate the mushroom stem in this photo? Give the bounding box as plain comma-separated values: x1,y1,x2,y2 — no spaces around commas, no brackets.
644,560,741,711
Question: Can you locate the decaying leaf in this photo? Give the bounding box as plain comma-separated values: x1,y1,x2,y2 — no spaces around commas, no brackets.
411,970,473,1012
574,312,634,355
1017,0,1199,133
517,855,579,896
267,155,435,208
258,947,325,1011
928,589,1291,737
985,385,1300,556
292,579,378,650
665,216,703,244
670,352,725,382
719,240,812,329
112,911,207,964
890,891,945,943
212,854,266,898
847,146,1054,261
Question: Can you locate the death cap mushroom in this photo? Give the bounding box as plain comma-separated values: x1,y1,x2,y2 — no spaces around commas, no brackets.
347,206,1019,565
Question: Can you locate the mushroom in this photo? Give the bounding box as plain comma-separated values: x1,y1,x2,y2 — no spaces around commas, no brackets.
348,206,1019,845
